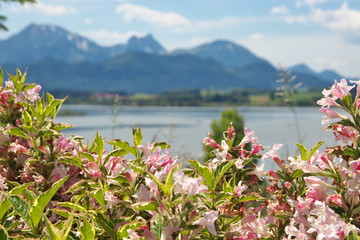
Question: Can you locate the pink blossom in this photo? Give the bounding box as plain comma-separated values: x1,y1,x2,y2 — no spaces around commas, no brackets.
234,181,248,196
24,84,41,102
50,162,69,182
350,80,360,97
332,79,354,99
134,184,151,202
0,175,7,190
203,136,221,149
317,89,339,107
247,163,266,180
304,176,331,190
104,191,119,209
248,144,263,157
194,211,218,235
333,124,358,145
173,170,207,197
83,161,104,178
349,160,360,175
261,144,283,162
227,126,235,140
319,107,346,125
326,194,343,207
239,128,258,147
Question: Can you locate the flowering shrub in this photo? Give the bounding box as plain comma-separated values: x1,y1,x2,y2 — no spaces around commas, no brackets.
0,69,359,239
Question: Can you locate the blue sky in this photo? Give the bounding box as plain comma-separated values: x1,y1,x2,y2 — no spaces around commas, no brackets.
1,0,360,76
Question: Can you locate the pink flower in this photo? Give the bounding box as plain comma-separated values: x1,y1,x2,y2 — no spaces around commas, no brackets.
104,191,119,209
319,107,346,125
261,144,283,162
203,136,221,149
83,161,104,178
333,124,358,145
134,184,151,202
332,79,354,99
349,160,360,175
304,176,331,190
326,194,343,207
234,181,248,196
317,89,339,107
0,175,7,190
239,128,258,147
247,163,266,180
194,211,218,235
173,170,207,197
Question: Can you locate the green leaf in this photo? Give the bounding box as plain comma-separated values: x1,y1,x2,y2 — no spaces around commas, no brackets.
146,172,167,195
296,141,324,161
7,195,31,229
95,213,117,240
153,141,171,149
108,139,137,156
0,68,3,86
80,219,95,240
29,176,69,229
307,141,324,160
235,195,260,203
9,182,33,195
58,157,83,168
290,169,305,179
214,161,235,188
132,125,142,146
348,230,360,240
44,215,62,240
118,221,144,239
131,201,158,211
340,93,353,110
165,166,177,195
57,202,87,212
44,99,64,119
8,128,29,139
0,224,8,240
188,160,213,189
90,189,105,206
90,132,104,160
22,109,32,129
296,143,307,160
60,215,74,240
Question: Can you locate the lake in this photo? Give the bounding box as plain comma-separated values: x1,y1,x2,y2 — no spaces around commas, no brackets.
57,105,335,170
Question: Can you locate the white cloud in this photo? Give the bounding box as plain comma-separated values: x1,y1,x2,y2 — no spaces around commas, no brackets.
285,15,308,24
249,33,265,40
116,3,192,31
80,30,146,46
84,18,93,25
115,3,275,33
312,3,360,38
270,5,289,15
240,34,360,76
296,0,327,7
10,1,77,16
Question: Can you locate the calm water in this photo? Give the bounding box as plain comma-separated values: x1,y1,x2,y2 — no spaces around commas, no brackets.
57,105,335,170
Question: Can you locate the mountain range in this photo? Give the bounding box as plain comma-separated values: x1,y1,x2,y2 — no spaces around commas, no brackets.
0,23,345,93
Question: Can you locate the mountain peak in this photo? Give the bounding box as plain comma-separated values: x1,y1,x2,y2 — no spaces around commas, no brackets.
126,34,165,54
289,63,318,76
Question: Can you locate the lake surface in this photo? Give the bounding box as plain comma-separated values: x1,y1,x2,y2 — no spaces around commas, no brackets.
57,105,336,170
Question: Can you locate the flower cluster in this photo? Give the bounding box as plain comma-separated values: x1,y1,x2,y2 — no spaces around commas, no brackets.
0,70,359,239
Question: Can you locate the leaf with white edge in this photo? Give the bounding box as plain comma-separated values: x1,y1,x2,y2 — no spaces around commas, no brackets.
7,195,32,230
132,124,142,146
29,176,69,229
296,143,307,160
348,230,360,240
57,202,87,212
80,219,95,240
44,215,62,240
146,172,167,195
90,189,106,206
22,109,32,129
188,160,213,189
131,201,158,212
214,160,235,188
0,224,8,240
118,222,144,239
44,99,64,119
95,213,117,240
60,215,74,240
0,68,3,86
108,139,137,156
307,141,324,160
8,128,29,139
